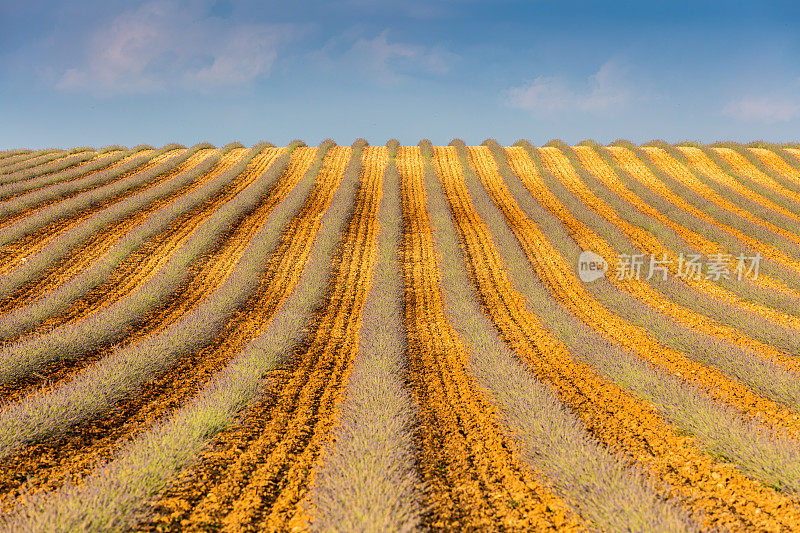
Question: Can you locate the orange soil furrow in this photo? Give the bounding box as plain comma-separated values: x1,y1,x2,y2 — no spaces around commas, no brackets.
551,146,800,331
0,151,70,176
783,148,800,167
0,151,151,234
0,149,218,318
0,149,323,514
464,146,800,530
138,145,359,532
400,145,583,531
0,148,301,404
568,146,800,327
608,145,800,302
0,151,42,171
503,146,800,439
644,147,800,272
751,147,800,181
714,147,800,205
647,147,800,248
563,146,800,371
192,146,378,531
0,149,173,277
0,151,125,202
29,149,250,331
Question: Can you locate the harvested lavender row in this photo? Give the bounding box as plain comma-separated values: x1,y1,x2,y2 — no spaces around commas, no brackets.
310,142,422,532
0,142,364,532
548,142,800,354
0,143,314,392
0,148,132,199
0,144,185,223
0,148,93,182
590,142,800,310
647,142,800,256
0,150,71,176
0,146,207,305
485,141,800,495
0,144,188,246
697,145,800,220
0,153,252,339
0,150,34,167
424,140,695,531
514,142,800,410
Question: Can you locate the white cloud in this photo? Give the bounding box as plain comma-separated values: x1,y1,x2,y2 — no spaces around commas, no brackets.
722,96,800,124
317,29,458,86
505,61,634,114
56,0,298,94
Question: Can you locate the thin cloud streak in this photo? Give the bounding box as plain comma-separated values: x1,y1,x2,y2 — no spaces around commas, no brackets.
56,0,300,95
504,61,636,115
722,96,800,124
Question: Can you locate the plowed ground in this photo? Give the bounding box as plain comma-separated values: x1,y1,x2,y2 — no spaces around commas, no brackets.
2,142,800,532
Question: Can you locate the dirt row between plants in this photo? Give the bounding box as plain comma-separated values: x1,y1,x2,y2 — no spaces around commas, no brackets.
0,149,177,278
0,150,155,237
0,148,296,403
0,147,321,514
0,149,218,319
680,146,800,227
0,150,43,171
715,147,800,205
0,150,71,177
752,147,800,179
136,144,369,531
0,150,126,203
574,144,800,316
457,145,800,531
20,149,246,329
538,145,800,374
646,147,800,254
605,145,800,306
503,146,800,441
395,144,583,531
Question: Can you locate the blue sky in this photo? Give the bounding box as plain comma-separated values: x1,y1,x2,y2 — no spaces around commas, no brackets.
2,0,800,147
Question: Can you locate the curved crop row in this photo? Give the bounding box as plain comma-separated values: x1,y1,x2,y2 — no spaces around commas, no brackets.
0,146,186,277
567,144,800,329
0,148,280,390
0,150,34,168
0,149,222,332
639,146,800,273
714,147,800,205
556,145,800,366
750,146,800,188
647,147,800,250
135,143,369,531
1,148,256,339
431,141,695,531
0,149,56,167
0,145,309,455
0,150,78,177
0,144,324,516
684,146,800,222
499,145,800,439
396,144,582,531
0,148,140,199
605,144,800,302
465,143,800,530
0,148,211,311
0,150,120,193
0,143,362,532
0,149,160,242
308,142,423,532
